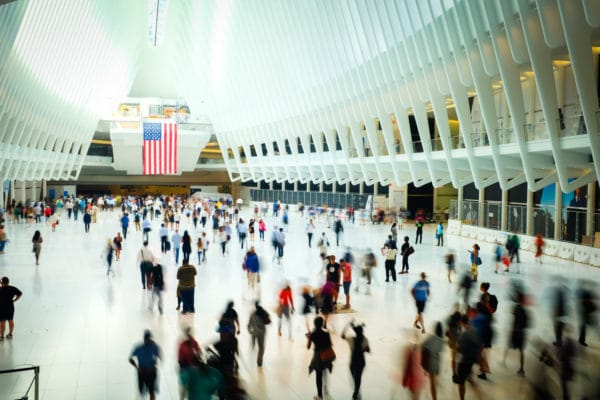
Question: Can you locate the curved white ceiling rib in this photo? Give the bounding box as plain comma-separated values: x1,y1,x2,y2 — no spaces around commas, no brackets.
1,0,599,193
0,0,144,182
197,0,598,191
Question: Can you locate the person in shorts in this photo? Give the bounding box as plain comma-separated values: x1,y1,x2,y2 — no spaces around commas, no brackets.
411,273,430,334
129,330,162,400
0,277,23,340
340,259,353,309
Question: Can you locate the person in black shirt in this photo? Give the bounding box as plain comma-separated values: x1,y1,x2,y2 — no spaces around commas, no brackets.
308,316,334,400
0,277,23,340
503,295,529,376
400,236,412,274
220,301,241,335
325,255,341,305
577,281,597,346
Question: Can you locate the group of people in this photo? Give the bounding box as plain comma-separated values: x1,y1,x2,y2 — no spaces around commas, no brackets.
1,192,599,400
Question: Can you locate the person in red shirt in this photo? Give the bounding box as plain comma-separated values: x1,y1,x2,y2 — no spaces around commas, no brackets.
277,283,295,338
340,259,353,309
178,326,201,399
43,206,52,225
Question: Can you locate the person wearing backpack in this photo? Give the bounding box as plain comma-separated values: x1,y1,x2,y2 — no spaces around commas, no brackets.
149,263,164,314
247,301,270,367
475,283,496,380
400,236,414,274
421,322,444,400
342,320,370,400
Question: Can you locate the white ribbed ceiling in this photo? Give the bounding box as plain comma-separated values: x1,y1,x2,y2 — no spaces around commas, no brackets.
1,0,600,192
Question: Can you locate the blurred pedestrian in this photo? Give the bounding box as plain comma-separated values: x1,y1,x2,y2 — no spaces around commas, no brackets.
248,302,271,367
129,330,162,400
308,316,334,400
342,320,370,400
32,230,43,265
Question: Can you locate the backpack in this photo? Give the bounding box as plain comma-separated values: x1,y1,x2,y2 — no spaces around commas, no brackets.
489,294,498,313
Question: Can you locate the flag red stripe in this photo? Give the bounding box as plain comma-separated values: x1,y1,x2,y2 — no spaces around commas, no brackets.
143,121,178,175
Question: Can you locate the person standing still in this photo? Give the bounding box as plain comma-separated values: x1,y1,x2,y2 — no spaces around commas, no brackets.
383,245,398,282
0,277,23,340
129,330,162,400
412,273,430,334
177,262,197,314
400,236,413,274
436,222,444,246
415,219,424,244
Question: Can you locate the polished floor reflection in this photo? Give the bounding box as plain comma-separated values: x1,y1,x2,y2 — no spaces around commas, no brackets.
0,207,599,399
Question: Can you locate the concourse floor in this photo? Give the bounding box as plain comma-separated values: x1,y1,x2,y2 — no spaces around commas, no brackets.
0,207,599,399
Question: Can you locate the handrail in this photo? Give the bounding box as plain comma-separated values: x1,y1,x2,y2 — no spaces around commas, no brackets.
0,365,39,400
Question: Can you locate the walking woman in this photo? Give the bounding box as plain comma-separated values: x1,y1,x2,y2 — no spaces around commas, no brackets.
196,236,204,266
248,218,256,244
258,219,266,241
104,238,115,276
277,283,295,338
113,232,123,261
308,316,334,400
181,230,192,264
342,320,370,400
32,230,43,265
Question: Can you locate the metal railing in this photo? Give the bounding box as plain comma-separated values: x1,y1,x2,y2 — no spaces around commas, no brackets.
0,365,40,400
450,198,599,246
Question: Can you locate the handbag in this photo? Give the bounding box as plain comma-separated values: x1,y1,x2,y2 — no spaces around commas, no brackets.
319,347,336,363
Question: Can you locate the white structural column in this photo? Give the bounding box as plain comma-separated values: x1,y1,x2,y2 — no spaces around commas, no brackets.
478,189,485,227
30,180,36,202
42,180,47,200
586,183,595,236
0,182,4,211
555,182,562,240
501,190,508,231
20,180,25,203
526,190,534,236
457,187,464,222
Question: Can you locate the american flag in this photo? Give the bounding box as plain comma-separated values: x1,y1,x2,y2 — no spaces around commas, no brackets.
143,121,178,175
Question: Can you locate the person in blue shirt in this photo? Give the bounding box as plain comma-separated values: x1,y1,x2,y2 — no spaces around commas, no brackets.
129,330,162,400
171,229,182,264
411,272,430,334
436,222,444,246
120,212,130,239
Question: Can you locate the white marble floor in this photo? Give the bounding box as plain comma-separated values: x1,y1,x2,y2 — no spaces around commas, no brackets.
1,207,599,400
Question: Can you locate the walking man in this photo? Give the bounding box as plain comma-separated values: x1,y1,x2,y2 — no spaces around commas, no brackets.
411,272,430,334
120,212,130,239
129,330,162,400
